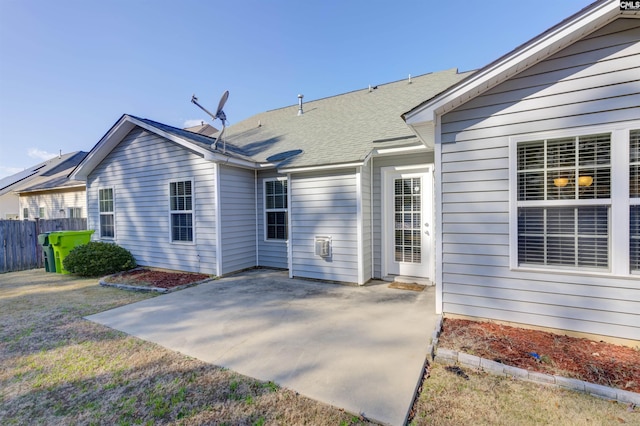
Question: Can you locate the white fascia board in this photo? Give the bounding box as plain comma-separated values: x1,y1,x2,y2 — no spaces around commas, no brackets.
70,116,136,181
279,161,363,174
405,0,620,126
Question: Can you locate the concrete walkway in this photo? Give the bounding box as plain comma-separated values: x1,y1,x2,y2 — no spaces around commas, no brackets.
87,269,437,426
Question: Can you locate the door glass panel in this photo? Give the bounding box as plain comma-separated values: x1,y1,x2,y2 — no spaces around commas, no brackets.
394,178,421,263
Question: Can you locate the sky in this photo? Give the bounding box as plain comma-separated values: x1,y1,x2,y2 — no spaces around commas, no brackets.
0,0,594,179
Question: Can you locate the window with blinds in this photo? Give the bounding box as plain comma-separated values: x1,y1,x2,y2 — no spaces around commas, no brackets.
517,134,611,269
630,130,640,272
169,180,193,242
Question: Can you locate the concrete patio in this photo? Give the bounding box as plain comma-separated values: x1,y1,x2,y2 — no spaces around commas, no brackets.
87,269,438,425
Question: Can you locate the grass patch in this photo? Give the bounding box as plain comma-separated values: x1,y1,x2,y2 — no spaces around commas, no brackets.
410,363,639,425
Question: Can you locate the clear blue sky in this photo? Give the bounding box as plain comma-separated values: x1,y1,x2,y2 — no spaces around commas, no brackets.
0,0,593,179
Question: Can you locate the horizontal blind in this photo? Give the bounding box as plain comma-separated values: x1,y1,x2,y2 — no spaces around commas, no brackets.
630,130,640,272
517,135,610,201
518,206,608,268
631,130,640,198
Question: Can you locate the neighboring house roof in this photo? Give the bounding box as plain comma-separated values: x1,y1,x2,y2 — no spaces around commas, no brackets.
72,68,472,179
221,68,472,170
404,0,637,127
0,151,87,196
184,122,219,136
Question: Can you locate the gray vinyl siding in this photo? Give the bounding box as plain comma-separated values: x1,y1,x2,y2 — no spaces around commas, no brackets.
360,165,372,283
256,169,288,269
219,164,257,275
438,19,640,340
290,170,359,283
87,128,218,275
371,153,434,279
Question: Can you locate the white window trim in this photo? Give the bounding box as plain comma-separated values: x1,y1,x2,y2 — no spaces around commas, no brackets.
509,120,640,277
168,178,195,245
98,187,115,240
68,207,82,218
263,177,288,242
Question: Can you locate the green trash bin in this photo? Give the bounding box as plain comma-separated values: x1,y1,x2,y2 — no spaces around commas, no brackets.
48,230,95,274
37,232,56,273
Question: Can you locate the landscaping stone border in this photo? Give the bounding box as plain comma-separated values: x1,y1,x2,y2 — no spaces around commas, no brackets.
427,315,640,406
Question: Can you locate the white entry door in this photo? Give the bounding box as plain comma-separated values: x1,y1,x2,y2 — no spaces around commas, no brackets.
384,167,433,279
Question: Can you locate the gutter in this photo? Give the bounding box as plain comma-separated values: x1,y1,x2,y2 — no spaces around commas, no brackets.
204,151,273,170
372,145,428,156
15,183,86,195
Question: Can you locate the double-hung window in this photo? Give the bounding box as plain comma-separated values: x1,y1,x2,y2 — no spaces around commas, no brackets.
264,178,288,241
517,134,611,270
515,123,640,275
99,188,115,238
170,180,193,242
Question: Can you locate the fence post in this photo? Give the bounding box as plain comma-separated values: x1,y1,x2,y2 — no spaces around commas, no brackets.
34,217,42,268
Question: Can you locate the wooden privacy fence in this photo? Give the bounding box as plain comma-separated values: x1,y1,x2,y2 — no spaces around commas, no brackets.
0,218,88,273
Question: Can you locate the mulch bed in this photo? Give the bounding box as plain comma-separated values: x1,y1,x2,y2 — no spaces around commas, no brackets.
102,268,211,289
438,318,640,393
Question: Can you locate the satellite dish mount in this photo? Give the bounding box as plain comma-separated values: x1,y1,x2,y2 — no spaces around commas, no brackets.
191,90,229,152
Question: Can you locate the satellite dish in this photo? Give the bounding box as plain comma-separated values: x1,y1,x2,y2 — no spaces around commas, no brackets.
191,90,230,152
215,90,229,124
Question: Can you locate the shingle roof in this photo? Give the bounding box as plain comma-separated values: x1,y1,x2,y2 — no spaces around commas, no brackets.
131,116,256,163
74,68,473,178
220,68,473,169
184,122,219,136
0,151,87,195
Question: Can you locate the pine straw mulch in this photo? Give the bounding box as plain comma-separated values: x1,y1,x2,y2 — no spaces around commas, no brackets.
438,318,640,393
102,268,211,289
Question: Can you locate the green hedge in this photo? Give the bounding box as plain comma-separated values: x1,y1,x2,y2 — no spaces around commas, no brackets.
63,242,137,277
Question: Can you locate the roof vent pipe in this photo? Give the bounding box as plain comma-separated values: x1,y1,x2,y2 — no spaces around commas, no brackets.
408,74,412,84
297,94,304,116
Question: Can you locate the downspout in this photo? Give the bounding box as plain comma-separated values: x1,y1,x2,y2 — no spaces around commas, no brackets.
434,116,443,315
255,169,258,268
287,173,293,278
356,167,364,285
370,156,374,280
214,163,223,276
